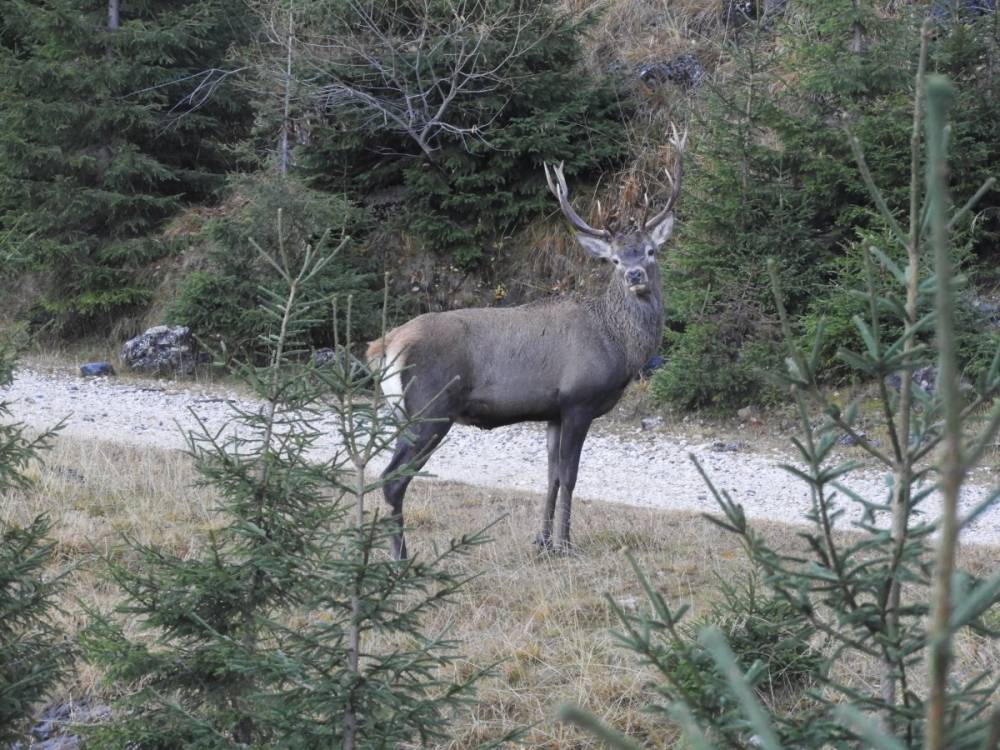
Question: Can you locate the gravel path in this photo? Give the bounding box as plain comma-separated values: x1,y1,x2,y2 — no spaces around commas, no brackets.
5,367,999,545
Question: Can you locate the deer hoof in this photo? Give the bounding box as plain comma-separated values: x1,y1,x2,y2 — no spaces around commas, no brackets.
534,533,554,552
553,539,575,556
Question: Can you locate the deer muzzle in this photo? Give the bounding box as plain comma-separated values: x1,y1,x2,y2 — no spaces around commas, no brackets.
625,268,648,295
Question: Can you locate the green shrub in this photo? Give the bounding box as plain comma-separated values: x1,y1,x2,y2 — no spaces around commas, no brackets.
800,225,996,382
613,568,820,744
567,55,1000,750
166,174,380,361
650,321,783,411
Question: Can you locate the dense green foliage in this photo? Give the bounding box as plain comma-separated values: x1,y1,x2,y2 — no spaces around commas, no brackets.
0,0,253,333
83,224,498,748
653,2,1000,409
166,174,380,362
0,330,68,744
299,0,628,268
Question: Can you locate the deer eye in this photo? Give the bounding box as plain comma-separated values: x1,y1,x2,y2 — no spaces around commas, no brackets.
646,247,656,258
611,257,621,265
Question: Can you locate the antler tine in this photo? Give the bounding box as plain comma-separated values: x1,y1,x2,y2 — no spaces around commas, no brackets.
643,123,688,232
640,192,650,229
544,161,611,239
544,161,560,197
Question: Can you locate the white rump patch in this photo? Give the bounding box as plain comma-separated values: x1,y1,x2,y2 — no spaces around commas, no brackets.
380,343,407,416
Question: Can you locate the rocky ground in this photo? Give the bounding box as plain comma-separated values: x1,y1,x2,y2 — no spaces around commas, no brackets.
5,364,999,546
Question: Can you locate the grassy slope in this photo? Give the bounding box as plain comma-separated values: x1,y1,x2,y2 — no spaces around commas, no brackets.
4,434,999,748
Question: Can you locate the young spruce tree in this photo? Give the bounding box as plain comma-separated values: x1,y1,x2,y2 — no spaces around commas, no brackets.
0,327,68,744
82,211,499,747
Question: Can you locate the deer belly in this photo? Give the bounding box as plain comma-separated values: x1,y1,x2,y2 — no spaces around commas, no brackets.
455,383,560,428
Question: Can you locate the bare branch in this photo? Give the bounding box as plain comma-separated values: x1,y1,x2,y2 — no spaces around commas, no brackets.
298,0,550,158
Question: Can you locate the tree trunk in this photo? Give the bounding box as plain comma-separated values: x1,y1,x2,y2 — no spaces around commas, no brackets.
279,9,294,177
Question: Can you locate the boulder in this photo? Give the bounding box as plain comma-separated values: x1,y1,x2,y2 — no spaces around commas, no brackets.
970,295,1000,327
640,415,664,431
885,365,955,395
312,347,338,368
120,325,199,376
11,700,112,750
723,0,788,25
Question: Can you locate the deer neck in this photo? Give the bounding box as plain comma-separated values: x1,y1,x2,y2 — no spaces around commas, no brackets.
594,274,664,376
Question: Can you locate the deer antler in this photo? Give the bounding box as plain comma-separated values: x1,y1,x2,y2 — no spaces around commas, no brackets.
643,123,688,232
544,162,611,239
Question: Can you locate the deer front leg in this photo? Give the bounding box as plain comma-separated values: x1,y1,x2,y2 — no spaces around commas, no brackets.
536,420,561,551
381,418,453,561
554,414,592,552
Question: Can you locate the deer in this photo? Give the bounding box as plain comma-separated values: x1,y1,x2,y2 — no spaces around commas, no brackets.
367,127,687,560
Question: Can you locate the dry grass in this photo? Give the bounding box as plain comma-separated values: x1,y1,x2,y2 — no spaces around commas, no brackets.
4,433,1000,747
560,0,722,72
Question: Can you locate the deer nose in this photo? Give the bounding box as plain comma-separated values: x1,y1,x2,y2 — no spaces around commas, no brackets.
625,268,646,285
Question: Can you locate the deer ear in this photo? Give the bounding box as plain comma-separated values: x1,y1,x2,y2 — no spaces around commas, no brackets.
648,214,675,248
575,233,613,260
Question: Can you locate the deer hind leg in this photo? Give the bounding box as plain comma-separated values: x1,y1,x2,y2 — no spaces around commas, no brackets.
535,419,562,551
382,418,453,561
554,413,593,553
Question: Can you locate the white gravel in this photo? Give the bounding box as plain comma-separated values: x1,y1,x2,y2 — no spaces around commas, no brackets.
5,367,999,545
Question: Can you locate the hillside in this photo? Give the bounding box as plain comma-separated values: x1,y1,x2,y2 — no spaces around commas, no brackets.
1,0,999,412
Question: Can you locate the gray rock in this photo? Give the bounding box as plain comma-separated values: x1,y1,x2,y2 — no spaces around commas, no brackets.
14,700,112,750
835,431,881,448
312,347,371,384
884,365,940,394
711,440,746,452
79,362,115,377
723,0,787,26
312,347,338,368
640,415,664,431
932,0,996,19
970,296,1000,326
639,54,706,90
120,325,199,376
913,365,937,393
837,432,862,447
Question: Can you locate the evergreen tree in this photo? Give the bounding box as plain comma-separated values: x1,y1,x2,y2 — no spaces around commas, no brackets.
0,0,253,333
83,213,503,748
0,327,68,744
165,173,381,363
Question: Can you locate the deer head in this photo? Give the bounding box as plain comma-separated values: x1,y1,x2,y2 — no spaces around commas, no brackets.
545,125,687,298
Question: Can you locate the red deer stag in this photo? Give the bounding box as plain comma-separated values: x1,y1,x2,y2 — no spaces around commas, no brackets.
368,128,687,559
